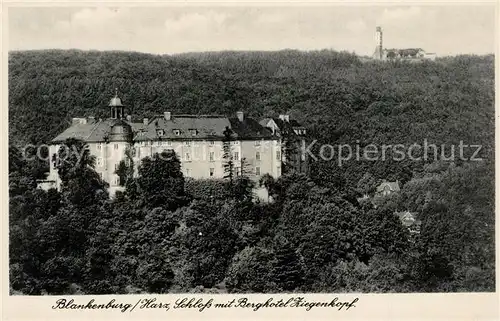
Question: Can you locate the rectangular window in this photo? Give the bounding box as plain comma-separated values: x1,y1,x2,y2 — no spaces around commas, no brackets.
277,166,281,174
232,141,239,145
209,152,214,162
276,151,281,161
209,168,214,177
209,140,215,145
186,169,191,177
233,152,239,161
97,157,103,166
114,144,119,150
114,163,118,170
185,141,191,146
167,141,172,146
235,167,241,176
97,144,102,150
136,147,141,158
256,152,261,161
255,140,261,146
185,153,191,161
255,167,261,176
113,176,119,185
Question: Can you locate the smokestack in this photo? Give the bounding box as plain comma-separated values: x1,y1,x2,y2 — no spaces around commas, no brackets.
164,111,171,121
236,111,244,122
143,118,149,125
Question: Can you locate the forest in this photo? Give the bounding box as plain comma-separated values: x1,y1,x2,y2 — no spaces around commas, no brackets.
8,49,495,294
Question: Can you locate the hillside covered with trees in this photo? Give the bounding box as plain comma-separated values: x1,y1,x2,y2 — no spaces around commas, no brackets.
8,50,495,294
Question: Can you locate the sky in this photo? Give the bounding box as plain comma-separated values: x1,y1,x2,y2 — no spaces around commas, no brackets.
8,5,496,56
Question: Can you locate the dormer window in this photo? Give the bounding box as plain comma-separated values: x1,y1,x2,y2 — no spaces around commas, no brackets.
189,129,198,136
173,129,181,136
157,129,164,136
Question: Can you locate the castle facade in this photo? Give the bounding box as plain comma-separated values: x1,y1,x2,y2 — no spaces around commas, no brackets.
41,93,307,196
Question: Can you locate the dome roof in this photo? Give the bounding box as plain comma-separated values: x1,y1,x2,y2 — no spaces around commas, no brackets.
109,89,124,107
109,97,123,107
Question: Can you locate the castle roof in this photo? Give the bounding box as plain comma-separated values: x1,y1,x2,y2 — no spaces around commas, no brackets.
52,114,277,144
260,117,305,136
134,115,231,142
52,118,136,143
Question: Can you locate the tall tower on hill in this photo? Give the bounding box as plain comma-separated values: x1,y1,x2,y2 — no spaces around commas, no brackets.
373,26,383,60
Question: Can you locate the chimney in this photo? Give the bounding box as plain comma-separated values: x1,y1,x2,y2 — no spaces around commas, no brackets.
164,111,171,121
236,111,244,122
143,118,149,125
126,115,132,122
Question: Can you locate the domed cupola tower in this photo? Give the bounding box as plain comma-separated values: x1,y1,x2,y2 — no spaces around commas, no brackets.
109,88,125,119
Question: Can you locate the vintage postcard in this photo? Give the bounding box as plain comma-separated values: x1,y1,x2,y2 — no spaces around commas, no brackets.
1,1,499,320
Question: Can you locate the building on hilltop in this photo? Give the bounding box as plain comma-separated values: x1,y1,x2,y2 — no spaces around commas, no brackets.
40,91,291,197
372,26,437,61
383,48,437,61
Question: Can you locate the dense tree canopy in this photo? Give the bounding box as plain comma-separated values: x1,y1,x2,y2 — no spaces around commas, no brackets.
8,50,494,294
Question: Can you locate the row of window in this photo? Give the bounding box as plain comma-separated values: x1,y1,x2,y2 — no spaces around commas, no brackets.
183,166,265,177
95,140,274,149
100,165,281,184
175,151,282,162
157,129,199,137
96,150,282,166
97,144,122,150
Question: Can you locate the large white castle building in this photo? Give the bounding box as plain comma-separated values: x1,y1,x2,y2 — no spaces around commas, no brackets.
41,92,307,196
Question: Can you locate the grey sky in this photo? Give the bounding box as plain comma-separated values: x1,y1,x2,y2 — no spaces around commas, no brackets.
8,5,496,56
